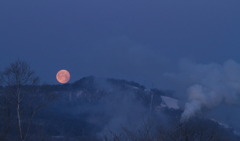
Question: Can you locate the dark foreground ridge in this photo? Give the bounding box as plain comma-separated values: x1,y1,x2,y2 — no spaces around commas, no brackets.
1,76,239,141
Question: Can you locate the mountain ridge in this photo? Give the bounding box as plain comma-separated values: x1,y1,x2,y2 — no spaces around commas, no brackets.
1,76,239,140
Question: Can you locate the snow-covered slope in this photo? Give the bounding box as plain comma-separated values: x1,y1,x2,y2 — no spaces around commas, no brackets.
160,96,179,109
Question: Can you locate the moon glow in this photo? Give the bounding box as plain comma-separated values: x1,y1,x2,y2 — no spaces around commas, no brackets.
56,69,71,84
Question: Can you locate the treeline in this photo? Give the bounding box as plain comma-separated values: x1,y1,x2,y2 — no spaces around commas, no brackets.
0,61,239,141
0,61,54,141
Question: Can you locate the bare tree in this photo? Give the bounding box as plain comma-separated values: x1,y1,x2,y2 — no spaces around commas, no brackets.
0,60,54,141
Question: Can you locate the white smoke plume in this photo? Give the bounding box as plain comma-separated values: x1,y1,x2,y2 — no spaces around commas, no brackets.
176,60,240,122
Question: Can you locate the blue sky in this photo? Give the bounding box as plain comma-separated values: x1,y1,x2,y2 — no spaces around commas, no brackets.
1,0,240,85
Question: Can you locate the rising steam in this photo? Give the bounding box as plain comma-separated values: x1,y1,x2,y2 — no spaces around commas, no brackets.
177,60,240,121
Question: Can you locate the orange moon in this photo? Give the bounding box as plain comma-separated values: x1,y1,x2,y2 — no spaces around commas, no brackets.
56,69,71,84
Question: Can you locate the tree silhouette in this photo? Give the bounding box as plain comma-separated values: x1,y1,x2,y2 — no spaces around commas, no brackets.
0,60,54,141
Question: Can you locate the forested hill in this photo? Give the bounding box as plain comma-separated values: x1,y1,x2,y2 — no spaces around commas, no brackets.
0,76,239,141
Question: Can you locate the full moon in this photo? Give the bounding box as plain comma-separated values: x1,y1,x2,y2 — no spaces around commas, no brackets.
56,69,71,84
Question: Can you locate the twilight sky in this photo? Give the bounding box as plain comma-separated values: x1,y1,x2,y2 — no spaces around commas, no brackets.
1,0,240,86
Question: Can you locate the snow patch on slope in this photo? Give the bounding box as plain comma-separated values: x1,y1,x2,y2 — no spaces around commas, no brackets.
211,119,230,129
161,96,179,109
210,119,240,136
